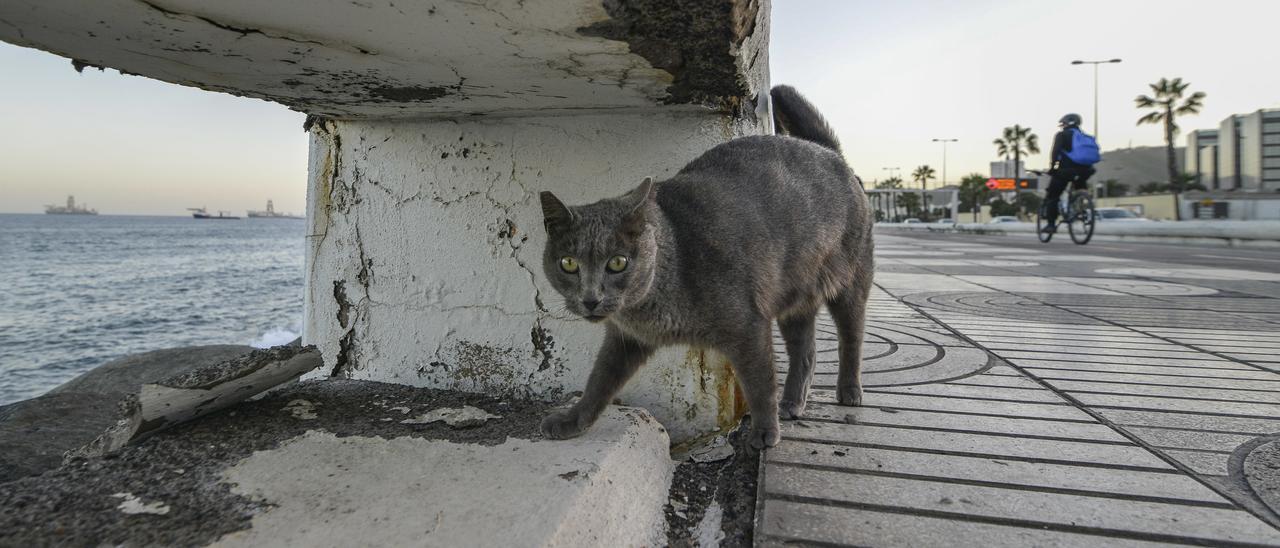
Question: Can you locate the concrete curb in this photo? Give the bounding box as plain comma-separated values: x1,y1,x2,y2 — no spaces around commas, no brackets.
876,221,1280,248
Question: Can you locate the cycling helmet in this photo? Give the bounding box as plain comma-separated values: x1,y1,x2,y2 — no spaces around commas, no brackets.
1059,113,1083,127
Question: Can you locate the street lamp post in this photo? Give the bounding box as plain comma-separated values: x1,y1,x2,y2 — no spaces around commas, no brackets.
882,167,901,220
931,139,958,187
1070,58,1122,139
932,138,958,220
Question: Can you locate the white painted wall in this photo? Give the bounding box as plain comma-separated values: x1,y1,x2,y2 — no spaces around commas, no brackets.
304,108,768,442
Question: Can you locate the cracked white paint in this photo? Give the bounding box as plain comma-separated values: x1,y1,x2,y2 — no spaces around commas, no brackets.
303,107,767,442
400,406,501,427
0,0,679,117
112,492,171,516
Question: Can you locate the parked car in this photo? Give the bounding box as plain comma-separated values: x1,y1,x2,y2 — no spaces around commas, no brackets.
1094,207,1151,221
902,218,923,224
987,216,1019,224
934,218,956,225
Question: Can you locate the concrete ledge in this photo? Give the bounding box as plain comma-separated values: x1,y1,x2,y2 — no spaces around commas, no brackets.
876,220,1280,248
0,380,674,547
215,407,672,547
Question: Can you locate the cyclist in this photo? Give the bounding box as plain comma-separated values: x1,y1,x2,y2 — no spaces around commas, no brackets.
1041,113,1098,233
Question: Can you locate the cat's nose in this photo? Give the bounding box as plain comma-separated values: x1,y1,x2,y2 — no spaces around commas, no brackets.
582,298,600,311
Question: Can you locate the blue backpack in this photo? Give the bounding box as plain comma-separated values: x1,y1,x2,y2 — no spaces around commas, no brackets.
1065,128,1101,165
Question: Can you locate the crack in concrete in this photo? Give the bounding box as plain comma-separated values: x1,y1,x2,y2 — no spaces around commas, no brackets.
431,191,482,207
324,124,378,379
135,0,376,55
305,121,338,357
489,147,562,379
331,281,355,377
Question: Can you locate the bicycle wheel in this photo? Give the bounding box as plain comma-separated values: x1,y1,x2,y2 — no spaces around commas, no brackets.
1067,193,1095,245
1035,204,1053,243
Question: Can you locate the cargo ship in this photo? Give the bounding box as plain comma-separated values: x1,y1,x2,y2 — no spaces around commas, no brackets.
246,199,303,219
44,195,98,215
188,207,240,220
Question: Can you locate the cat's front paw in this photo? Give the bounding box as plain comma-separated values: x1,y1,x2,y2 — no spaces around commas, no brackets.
837,384,863,407
778,400,806,420
746,419,781,451
541,409,588,440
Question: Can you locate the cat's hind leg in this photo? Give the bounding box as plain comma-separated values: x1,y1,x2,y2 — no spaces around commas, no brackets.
827,273,872,406
778,312,817,420
720,320,781,450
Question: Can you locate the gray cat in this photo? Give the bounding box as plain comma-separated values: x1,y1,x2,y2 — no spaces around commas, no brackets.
538,86,873,449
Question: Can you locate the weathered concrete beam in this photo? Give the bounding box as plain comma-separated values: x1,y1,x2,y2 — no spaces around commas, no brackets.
0,0,765,118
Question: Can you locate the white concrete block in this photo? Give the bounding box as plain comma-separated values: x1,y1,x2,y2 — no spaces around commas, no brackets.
214,406,674,547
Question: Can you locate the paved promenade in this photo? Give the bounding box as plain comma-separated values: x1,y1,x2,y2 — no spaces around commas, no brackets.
758,233,1280,546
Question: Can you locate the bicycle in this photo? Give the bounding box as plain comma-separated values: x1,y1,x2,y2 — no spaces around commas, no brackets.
1029,170,1095,245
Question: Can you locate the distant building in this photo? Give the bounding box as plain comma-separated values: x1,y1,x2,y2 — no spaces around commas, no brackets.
1198,145,1219,189
1189,109,1280,191
1185,129,1218,187
989,160,1025,178
1217,116,1241,189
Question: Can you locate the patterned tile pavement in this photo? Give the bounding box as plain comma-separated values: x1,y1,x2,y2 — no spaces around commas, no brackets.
756,233,1280,547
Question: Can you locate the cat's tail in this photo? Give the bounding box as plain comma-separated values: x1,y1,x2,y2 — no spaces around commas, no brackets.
770,85,842,153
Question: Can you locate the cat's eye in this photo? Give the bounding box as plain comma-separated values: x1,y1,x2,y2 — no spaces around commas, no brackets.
606,255,629,273
559,256,579,274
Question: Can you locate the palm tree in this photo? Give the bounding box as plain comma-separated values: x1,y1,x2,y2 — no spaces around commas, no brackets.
875,176,904,190
958,173,990,222
911,165,936,220
912,166,936,189
1135,77,1206,186
898,192,921,218
874,177,904,219
992,125,1040,180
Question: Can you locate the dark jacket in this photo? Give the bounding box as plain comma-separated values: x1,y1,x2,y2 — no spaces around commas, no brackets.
1050,127,1084,172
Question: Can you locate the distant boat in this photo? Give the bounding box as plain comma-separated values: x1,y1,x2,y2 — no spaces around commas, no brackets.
45,195,98,215
188,207,239,220
246,199,303,219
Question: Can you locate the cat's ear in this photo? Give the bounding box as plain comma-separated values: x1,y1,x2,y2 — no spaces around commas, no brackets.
540,191,573,234
620,177,655,238
625,177,656,213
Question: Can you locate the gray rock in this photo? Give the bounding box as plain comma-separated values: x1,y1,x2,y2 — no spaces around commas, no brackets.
0,345,253,483
47,345,254,400
0,392,117,482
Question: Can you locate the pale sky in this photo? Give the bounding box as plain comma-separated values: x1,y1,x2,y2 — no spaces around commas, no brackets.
3,0,1279,214
771,0,1280,186
0,47,307,216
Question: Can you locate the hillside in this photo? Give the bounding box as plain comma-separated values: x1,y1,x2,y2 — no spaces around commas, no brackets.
1095,145,1186,189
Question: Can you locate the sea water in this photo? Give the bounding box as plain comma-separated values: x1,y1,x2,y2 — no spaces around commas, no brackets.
0,214,305,405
